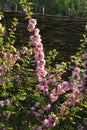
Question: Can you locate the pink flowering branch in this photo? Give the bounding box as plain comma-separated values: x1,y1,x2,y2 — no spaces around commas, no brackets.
27,18,59,129
27,15,86,129
28,19,49,94
0,46,28,85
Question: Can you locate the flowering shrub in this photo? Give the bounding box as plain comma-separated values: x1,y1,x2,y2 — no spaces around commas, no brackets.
26,17,86,130
0,0,87,130
0,11,39,129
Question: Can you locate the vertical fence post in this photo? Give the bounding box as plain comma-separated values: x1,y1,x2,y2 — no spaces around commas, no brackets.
15,4,17,12
42,7,45,15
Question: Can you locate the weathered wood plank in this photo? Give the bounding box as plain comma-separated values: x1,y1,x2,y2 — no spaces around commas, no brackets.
3,12,87,62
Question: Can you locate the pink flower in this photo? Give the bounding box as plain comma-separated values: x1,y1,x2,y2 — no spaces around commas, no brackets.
33,112,41,117
4,52,13,59
29,19,37,26
49,93,58,102
34,28,40,36
43,104,51,111
0,16,2,20
43,85,49,93
36,66,45,72
29,17,48,96
62,81,70,91
85,24,87,29
47,75,56,84
78,124,86,130
37,69,47,78
28,22,35,32
15,51,20,57
67,93,74,102
72,72,78,78
37,61,46,68
40,78,48,85
84,39,87,43
57,84,65,95
30,107,35,111
0,79,5,85
14,75,20,79
0,100,4,107
23,8,28,15
28,19,37,32
84,118,87,125
37,75,43,82
21,47,28,54
30,35,34,40
42,119,49,127
57,69,64,75
30,35,42,46
60,101,68,115
82,53,87,60
74,67,80,73
42,114,58,128
73,89,83,99
36,84,44,91
35,52,45,61
72,67,80,78
48,116,58,127
35,102,40,107
35,43,43,51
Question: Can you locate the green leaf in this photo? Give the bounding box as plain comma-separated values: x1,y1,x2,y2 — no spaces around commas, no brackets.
15,63,20,70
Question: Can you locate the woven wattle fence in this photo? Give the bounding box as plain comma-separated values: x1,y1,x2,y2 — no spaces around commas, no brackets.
3,12,87,62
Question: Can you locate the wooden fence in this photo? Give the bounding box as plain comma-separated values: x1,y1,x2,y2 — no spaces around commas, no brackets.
3,12,87,62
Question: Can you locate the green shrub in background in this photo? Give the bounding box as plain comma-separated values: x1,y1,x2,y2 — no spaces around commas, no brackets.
1,0,87,16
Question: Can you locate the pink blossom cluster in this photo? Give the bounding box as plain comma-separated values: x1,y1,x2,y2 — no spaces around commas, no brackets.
29,106,44,118
0,46,28,84
0,98,14,108
47,74,56,84
28,19,49,94
82,53,87,60
33,113,58,130
78,124,86,130
42,113,58,128
28,102,58,129
72,66,80,78
0,62,8,84
28,103,51,119
29,102,51,116
3,47,28,64
28,18,71,107
0,97,17,125
60,101,68,115
77,117,87,130
27,18,60,129
67,90,82,106
27,17,86,129
28,18,83,130
61,67,83,115
28,18,72,105
49,81,70,102
61,91,82,115
0,46,28,63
